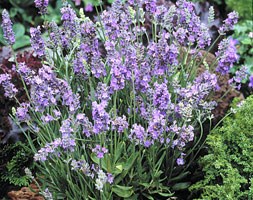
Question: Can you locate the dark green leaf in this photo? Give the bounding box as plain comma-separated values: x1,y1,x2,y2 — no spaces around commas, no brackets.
13,23,25,38
112,185,133,198
13,35,30,50
172,182,191,190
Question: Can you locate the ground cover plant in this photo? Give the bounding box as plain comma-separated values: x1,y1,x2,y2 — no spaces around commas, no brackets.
190,96,253,199
0,0,248,199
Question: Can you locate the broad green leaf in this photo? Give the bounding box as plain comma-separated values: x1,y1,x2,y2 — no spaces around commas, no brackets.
114,142,125,163
13,35,30,50
115,164,123,171
13,23,25,38
112,185,133,198
123,153,138,171
10,8,18,18
241,38,252,45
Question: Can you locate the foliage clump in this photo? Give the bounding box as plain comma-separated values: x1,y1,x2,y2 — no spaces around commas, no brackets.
190,95,253,199
0,141,34,197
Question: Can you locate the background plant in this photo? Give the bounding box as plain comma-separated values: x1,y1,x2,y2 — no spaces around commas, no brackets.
190,95,253,199
0,141,34,198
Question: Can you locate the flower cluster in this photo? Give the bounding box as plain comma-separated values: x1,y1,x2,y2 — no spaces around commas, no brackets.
34,0,49,15
70,159,114,191
92,101,110,134
92,145,108,159
30,26,45,57
229,66,249,90
1,9,15,45
249,75,253,88
0,74,18,98
219,11,239,34
215,38,239,75
16,103,30,122
111,115,129,133
34,119,76,161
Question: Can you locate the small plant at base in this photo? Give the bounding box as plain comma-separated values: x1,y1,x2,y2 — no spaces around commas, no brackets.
189,95,253,199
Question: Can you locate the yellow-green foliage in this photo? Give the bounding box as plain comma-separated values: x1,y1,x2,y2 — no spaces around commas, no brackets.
190,95,253,200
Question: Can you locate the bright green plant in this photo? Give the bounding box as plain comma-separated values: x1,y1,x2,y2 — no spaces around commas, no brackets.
190,96,253,200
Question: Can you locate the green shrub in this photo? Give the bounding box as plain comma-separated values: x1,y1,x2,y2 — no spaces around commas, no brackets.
190,95,253,200
0,141,34,187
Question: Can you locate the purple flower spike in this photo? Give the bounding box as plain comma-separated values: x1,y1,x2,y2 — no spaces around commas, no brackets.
215,38,239,75
34,0,49,15
92,101,110,134
0,74,18,98
249,75,253,88
30,26,45,57
92,145,108,159
16,103,30,122
1,9,15,45
219,11,239,35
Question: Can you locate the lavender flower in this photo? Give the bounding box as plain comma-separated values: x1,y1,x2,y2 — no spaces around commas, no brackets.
41,114,55,124
76,113,93,137
111,115,129,133
61,85,80,114
176,158,185,165
92,145,108,159
30,26,45,57
61,5,78,38
60,119,76,151
249,75,253,88
34,0,49,15
219,11,239,35
96,83,111,103
41,188,53,200
179,71,218,109
48,22,61,48
170,122,194,150
129,124,152,147
0,74,18,98
153,82,171,114
34,139,61,161
229,66,249,90
147,110,166,141
85,4,93,12
148,33,179,76
176,153,186,165
215,38,239,75
71,159,93,177
144,0,157,14
1,9,15,45
16,103,30,122
107,173,114,184
95,170,108,192
92,101,110,134
17,63,35,85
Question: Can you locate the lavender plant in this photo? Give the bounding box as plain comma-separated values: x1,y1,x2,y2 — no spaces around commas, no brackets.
1,0,241,199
